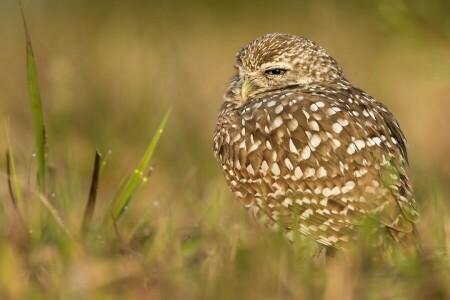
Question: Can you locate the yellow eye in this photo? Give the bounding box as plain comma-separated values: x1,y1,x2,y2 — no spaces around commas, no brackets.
265,68,287,76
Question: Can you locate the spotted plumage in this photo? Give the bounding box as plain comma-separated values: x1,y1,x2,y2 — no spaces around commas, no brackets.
213,33,419,251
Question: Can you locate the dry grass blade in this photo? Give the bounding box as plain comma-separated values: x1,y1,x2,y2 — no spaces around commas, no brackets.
106,109,171,230
19,0,47,193
5,148,30,246
37,193,73,239
110,211,132,255
81,151,102,235
6,151,18,207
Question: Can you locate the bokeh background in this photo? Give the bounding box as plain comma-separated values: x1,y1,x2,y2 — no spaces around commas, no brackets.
2,0,450,190
0,0,449,298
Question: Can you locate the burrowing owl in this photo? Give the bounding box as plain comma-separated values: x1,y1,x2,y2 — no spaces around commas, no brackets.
213,33,420,251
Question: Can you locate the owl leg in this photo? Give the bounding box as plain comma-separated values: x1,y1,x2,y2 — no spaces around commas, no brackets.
387,226,422,255
313,244,327,267
313,244,338,266
246,205,272,240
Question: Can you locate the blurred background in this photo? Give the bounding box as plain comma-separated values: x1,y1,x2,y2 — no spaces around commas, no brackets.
0,0,449,298
0,0,449,236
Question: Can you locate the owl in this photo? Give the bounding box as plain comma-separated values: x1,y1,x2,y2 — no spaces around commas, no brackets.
213,33,420,253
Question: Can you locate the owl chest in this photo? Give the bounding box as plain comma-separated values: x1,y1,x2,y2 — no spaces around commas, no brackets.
216,107,302,195
218,110,274,169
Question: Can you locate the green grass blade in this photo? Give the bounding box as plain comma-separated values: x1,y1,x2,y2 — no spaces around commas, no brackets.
4,121,25,215
20,1,47,193
106,109,171,229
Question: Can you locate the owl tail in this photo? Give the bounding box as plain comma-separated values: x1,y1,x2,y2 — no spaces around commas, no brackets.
387,224,423,257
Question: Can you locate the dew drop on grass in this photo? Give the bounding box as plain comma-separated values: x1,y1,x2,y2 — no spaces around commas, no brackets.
153,200,160,207
32,151,37,157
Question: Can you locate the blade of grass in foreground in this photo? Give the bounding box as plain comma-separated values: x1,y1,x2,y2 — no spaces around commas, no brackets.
20,1,47,193
4,121,25,216
106,109,171,230
81,151,102,235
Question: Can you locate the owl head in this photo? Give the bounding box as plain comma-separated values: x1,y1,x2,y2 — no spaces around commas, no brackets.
229,33,345,102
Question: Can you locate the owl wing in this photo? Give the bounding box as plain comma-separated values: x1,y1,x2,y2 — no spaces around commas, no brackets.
216,85,418,247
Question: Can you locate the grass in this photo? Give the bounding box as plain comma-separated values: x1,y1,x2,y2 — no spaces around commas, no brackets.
1,3,449,300
107,108,171,230
20,0,47,194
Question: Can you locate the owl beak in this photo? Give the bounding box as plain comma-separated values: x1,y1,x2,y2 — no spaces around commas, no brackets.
240,79,254,102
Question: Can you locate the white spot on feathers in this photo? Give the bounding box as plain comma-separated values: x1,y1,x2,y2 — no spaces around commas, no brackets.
287,118,299,131
332,138,341,148
331,186,341,195
282,198,293,207
372,137,382,146
322,188,331,197
301,209,313,219
354,139,366,149
347,143,356,155
354,168,368,177
289,139,299,154
316,166,327,178
271,163,281,176
248,141,261,153
294,166,303,179
332,123,343,133
310,134,321,147
303,110,310,119
342,181,356,193
275,104,283,114
337,118,349,126
272,116,283,129
247,164,255,175
284,158,294,170
326,108,336,116
267,100,276,107
301,146,311,159
304,167,315,178
309,120,320,131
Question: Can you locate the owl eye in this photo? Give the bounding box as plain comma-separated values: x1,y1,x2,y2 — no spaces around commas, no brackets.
264,68,287,76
